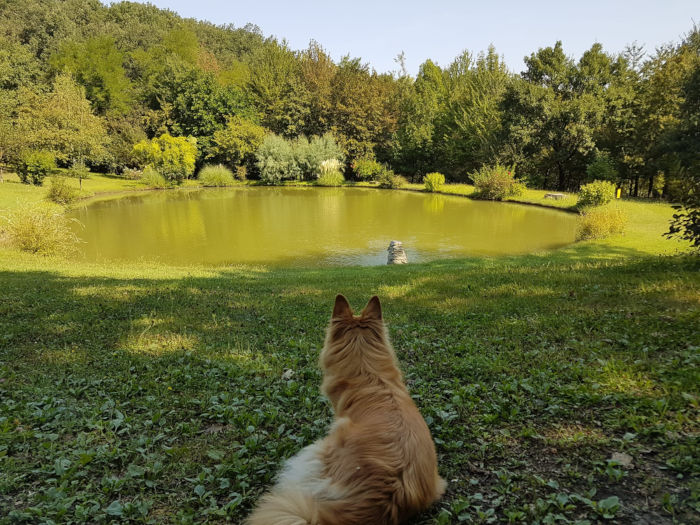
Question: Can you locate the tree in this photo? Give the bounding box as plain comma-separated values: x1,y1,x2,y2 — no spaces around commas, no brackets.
208,116,267,169
665,62,700,249
13,73,108,166
500,42,606,190
132,133,197,183
50,36,133,114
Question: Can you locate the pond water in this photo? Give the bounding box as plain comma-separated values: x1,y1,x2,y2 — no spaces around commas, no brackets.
68,187,578,266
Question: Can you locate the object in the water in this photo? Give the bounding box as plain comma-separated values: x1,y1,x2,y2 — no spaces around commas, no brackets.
387,240,408,264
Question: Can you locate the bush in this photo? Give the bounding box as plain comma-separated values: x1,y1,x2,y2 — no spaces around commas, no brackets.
586,152,618,183
353,157,384,181
377,168,406,189
424,172,445,192
198,164,235,187
295,133,345,180
140,166,168,189
1,203,80,255
316,171,345,187
132,133,197,184
470,164,524,200
577,205,628,240
66,159,90,181
208,116,266,169
256,134,299,184
15,150,57,185
235,166,247,181
578,180,616,207
46,176,78,205
122,167,143,180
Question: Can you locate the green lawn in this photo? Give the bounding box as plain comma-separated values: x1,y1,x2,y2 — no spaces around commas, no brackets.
0,177,698,524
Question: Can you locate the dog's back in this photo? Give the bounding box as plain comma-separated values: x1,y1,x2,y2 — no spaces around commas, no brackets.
247,295,445,525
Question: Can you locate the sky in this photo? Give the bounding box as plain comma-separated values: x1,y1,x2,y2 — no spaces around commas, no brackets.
125,0,698,75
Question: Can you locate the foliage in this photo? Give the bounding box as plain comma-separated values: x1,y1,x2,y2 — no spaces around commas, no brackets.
377,168,406,189
578,180,617,207
50,36,133,114
122,168,143,180
255,133,299,184
1,202,79,255
470,164,524,200
139,166,168,189
577,205,628,240
315,158,344,186
15,150,57,185
352,157,384,181
665,174,700,251
586,151,618,183
132,134,197,184
46,176,78,204
424,172,445,192
315,170,345,187
294,133,345,180
318,158,343,177
12,74,108,165
198,164,235,187
66,159,90,181
209,116,266,169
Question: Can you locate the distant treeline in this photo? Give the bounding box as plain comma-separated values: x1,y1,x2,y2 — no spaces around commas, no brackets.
0,0,698,196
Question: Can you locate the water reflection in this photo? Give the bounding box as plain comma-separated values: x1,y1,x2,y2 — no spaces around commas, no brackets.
68,187,578,266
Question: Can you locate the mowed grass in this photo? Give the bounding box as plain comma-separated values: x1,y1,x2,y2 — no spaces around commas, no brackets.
0,176,698,524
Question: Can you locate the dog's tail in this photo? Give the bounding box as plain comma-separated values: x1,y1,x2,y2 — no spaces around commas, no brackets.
246,489,319,525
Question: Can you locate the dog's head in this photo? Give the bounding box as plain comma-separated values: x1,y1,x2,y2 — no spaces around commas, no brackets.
320,294,397,380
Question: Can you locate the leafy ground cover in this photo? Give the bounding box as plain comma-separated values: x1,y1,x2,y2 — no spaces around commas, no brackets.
0,177,698,524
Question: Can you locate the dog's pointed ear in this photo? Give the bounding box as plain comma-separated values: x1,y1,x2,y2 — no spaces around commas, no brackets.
362,296,382,320
332,294,353,319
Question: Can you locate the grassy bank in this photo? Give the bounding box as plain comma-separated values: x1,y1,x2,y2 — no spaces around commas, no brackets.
0,176,698,524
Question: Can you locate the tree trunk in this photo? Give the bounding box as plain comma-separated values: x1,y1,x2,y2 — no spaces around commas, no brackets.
633,175,639,197
557,164,566,191
647,173,655,198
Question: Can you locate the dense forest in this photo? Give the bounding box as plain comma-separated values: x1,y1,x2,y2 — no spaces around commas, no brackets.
0,0,698,197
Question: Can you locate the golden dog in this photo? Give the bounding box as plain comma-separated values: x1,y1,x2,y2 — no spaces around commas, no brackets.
247,295,445,525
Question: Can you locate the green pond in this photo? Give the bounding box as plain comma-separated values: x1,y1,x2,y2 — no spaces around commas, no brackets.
68,187,578,266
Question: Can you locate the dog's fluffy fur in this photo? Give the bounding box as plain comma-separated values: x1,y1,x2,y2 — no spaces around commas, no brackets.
247,295,445,525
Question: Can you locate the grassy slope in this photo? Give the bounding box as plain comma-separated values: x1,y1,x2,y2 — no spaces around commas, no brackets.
0,177,698,524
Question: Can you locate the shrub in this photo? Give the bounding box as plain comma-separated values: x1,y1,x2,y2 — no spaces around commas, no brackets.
15,150,57,185
316,171,345,187
424,172,445,192
132,133,197,184
353,157,384,181
235,165,247,181
470,164,524,200
209,116,266,169
122,167,143,180
377,168,406,189
586,152,618,183
66,159,90,181
256,134,300,184
295,133,345,180
318,159,343,177
140,166,168,189
577,205,628,240
198,164,235,187
46,176,78,205
2,203,80,255
578,180,616,207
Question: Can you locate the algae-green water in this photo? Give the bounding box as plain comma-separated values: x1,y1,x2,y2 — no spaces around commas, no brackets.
68,187,578,266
